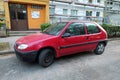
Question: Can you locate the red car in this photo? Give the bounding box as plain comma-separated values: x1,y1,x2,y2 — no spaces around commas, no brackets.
14,21,108,67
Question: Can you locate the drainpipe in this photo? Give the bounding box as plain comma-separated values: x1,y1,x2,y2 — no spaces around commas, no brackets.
104,0,108,24
105,0,107,17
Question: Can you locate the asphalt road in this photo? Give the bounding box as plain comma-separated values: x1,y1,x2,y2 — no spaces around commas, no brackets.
0,40,120,80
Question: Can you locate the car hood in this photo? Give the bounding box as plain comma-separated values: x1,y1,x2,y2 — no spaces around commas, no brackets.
16,33,55,44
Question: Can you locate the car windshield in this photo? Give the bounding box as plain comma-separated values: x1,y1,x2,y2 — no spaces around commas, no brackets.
43,22,67,35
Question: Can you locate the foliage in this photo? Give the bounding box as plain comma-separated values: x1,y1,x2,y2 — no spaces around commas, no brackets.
0,23,3,28
101,24,120,38
40,23,51,32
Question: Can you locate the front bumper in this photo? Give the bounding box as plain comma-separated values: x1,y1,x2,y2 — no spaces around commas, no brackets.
15,49,38,62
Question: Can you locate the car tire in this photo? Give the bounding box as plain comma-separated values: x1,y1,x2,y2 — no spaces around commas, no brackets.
38,49,55,67
94,43,105,55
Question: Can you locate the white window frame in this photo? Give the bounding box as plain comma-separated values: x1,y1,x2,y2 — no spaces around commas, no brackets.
88,0,92,3
97,0,100,3
86,11,92,16
49,7,55,15
63,9,68,15
96,12,100,17
71,10,78,16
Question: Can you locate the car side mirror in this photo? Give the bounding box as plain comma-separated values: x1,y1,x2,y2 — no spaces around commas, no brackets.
62,33,71,38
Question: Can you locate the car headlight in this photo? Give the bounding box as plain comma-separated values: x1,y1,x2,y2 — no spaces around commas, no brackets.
18,44,28,50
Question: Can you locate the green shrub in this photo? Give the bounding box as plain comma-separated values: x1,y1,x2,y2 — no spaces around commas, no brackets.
40,23,51,32
0,23,3,28
0,23,4,30
101,24,120,38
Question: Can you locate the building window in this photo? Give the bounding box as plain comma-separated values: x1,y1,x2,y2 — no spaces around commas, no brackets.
0,10,3,14
31,4,43,9
96,12,100,17
107,0,113,5
63,9,68,15
17,11,27,19
110,2,113,5
97,0,100,3
86,11,92,16
88,0,92,3
71,10,78,16
49,7,55,15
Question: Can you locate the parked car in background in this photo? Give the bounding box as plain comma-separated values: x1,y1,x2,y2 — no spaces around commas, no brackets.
14,21,108,67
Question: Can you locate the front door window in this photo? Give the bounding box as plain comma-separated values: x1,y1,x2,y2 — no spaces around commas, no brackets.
64,23,85,36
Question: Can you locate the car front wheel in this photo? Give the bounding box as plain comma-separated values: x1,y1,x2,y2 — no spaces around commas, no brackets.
38,49,55,67
94,43,105,55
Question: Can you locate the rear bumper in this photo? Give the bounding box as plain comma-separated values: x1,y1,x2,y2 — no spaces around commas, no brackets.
104,39,108,46
15,49,38,62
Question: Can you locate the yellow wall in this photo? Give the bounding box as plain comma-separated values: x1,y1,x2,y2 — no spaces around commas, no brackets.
27,5,46,29
0,0,4,13
3,0,49,30
4,2,11,29
0,0,5,24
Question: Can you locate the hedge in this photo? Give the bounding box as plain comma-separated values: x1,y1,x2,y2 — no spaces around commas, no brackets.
40,23,120,38
101,24,120,38
0,23,3,28
40,23,51,32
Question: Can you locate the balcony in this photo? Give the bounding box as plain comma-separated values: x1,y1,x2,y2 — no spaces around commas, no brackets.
74,1,104,8
50,0,72,4
114,0,120,2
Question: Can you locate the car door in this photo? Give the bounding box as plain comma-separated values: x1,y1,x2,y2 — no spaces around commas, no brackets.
59,22,89,56
85,22,102,50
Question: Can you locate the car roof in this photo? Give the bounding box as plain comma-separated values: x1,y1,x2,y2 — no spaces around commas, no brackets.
58,20,95,23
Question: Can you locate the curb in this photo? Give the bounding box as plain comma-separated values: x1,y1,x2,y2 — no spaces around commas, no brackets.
108,38,120,41
0,50,14,55
0,38,120,55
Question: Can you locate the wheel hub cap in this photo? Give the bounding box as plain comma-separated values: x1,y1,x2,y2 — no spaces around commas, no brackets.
98,44,104,52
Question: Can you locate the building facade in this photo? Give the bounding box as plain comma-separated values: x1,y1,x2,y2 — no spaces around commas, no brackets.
105,0,120,25
0,0,49,31
0,0,5,24
49,0,105,24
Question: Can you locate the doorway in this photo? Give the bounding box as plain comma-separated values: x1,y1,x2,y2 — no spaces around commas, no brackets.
9,3,28,31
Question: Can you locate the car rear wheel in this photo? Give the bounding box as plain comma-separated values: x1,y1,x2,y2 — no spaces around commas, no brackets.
38,49,55,67
94,43,105,55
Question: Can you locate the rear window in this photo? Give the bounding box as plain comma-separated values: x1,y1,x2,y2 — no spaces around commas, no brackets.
85,23,100,34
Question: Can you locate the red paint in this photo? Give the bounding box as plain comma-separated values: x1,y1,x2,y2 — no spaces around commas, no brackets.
15,21,108,58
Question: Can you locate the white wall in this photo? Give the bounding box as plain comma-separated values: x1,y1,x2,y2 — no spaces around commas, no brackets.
54,5,104,17
50,0,104,23
77,0,104,6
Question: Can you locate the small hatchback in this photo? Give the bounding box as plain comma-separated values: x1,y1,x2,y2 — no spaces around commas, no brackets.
14,21,108,67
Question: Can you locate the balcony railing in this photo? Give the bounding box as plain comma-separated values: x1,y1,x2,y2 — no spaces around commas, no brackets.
50,0,72,3
74,1,105,8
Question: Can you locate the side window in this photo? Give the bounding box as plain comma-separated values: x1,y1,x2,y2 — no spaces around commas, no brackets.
86,23,100,34
64,23,85,36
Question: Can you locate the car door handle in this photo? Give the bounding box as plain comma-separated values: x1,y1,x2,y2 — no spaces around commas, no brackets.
86,36,90,40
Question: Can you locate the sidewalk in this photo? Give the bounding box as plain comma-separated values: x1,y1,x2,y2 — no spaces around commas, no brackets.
0,36,120,55
0,36,22,54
